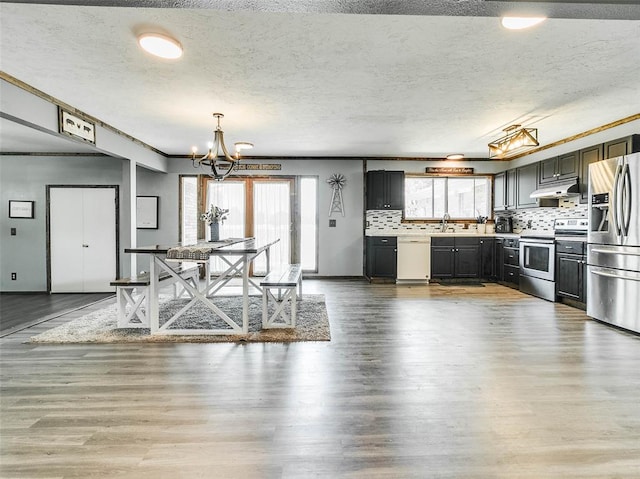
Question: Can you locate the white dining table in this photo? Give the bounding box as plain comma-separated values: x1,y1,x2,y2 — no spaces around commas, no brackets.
125,237,280,335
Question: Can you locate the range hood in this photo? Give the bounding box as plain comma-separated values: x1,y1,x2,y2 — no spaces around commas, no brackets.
530,179,580,199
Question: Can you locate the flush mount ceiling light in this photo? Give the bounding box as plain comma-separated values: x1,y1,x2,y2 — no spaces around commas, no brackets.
190,113,254,181
138,33,183,59
488,124,539,159
501,17,546,30
446,154,464,161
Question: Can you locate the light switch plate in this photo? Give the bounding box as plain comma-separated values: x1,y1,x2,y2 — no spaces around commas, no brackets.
329,219,336,227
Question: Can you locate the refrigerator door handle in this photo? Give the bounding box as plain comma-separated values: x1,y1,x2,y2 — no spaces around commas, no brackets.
591,248,640,257
612,163,622,237
591,267,640,283
622,162,632,237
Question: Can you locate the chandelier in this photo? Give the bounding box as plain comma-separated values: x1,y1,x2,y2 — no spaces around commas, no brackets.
190,113,253,181
488,124,538,159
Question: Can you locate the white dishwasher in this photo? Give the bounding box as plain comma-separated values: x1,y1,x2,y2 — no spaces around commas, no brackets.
397,236,431,283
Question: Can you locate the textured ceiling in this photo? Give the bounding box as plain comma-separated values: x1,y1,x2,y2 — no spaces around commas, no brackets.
1,1,640,158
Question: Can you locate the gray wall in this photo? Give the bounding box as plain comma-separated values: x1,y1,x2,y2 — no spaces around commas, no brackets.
0,155,128,291
0,155,366,291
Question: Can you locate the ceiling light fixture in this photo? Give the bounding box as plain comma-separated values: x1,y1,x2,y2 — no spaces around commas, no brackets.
501,17,546,30
488,124,539,159
190,113,253,181
446,154,464,161
138,33,183,59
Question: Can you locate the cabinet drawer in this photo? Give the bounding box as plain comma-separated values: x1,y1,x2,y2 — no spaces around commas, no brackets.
556,240,585,255
431,237,455,247
454,237,480,246
503,264,520,282
504,248,519,266
503,238,519,248
368,236,397,247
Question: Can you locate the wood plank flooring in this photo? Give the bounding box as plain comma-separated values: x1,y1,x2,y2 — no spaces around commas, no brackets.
1,279,639,478
0,293,113,336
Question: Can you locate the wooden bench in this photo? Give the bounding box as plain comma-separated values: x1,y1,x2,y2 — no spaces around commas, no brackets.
260,264,302,329
110,265,199,329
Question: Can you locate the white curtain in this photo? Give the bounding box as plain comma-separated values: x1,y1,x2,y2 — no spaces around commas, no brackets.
253,181,291,274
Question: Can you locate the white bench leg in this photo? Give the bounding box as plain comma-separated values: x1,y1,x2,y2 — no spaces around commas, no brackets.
115,285,149,329
262,285,296,329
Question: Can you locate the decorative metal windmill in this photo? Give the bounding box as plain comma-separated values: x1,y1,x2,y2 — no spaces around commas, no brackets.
327,173,346,217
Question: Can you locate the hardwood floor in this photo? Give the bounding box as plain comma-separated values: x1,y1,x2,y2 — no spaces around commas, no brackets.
1,279,639,478
0,293,113,336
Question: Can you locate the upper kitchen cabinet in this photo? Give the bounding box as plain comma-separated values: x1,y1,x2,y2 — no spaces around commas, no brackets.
579,144,603,203
538,151,579,185
493,169,516,211
516,162,538,209
603,134,640,160
366,170,404,210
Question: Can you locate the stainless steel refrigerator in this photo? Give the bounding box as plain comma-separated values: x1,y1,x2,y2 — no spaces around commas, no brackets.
587,152,640,334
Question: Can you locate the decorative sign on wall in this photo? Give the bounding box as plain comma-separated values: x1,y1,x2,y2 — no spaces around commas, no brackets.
8,200,35,219
425,167,474,175
58,107,96,144
327,173,346,217
136,196,159,229
233,163,282,171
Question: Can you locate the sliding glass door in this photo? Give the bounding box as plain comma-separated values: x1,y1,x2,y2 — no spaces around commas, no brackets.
180,175,317,275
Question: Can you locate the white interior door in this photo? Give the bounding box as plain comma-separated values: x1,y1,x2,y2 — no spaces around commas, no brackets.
50,187,116,292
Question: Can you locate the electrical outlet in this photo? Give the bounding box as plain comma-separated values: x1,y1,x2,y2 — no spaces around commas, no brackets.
329,219,336,227
11,272,17,280
11,228,16,236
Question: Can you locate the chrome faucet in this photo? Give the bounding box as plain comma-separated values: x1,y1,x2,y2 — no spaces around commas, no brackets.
441,213,450,232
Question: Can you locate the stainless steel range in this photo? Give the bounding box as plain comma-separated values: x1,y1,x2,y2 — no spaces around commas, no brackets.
519,218,588,301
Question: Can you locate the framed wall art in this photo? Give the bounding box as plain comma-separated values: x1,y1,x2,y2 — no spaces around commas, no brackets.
136,196,159,229
9,200,35,219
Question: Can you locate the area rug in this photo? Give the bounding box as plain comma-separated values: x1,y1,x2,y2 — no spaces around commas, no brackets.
29,294,330,344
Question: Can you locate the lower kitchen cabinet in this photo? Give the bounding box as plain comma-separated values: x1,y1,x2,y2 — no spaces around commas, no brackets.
366,236,397,280
480,238,495,279
431,237,480,279
500,237,520,287
556,240,587,304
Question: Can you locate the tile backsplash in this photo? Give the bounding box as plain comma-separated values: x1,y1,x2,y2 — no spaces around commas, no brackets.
365,201,587,235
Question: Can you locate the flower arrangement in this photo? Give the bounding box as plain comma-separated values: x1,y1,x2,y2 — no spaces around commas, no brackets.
200,204,229,225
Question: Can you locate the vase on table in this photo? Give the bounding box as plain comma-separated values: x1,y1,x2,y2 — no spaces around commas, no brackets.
209,221,220,242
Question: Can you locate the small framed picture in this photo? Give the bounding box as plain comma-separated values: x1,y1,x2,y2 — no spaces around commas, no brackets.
136,196,159,229
9,200,35,219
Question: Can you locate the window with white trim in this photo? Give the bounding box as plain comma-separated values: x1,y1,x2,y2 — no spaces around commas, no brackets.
405,176,491,220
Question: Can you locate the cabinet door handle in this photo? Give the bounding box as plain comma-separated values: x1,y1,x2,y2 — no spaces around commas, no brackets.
381,239,388,243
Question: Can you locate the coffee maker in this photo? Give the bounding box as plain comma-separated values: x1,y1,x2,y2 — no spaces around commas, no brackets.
495,216,513,233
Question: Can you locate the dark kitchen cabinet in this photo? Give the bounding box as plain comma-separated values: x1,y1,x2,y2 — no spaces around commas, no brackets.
431,237,480,279
579,144,603,203
494,237,504,281
556,240,587,304
493,171,506,211
365,236,397,280
493,169,516,211
603,134,640,160
366,170,404,210
501,237,520,287
516,163,538,209
480,237,495,279
538,151,579,185
430,237,455,279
